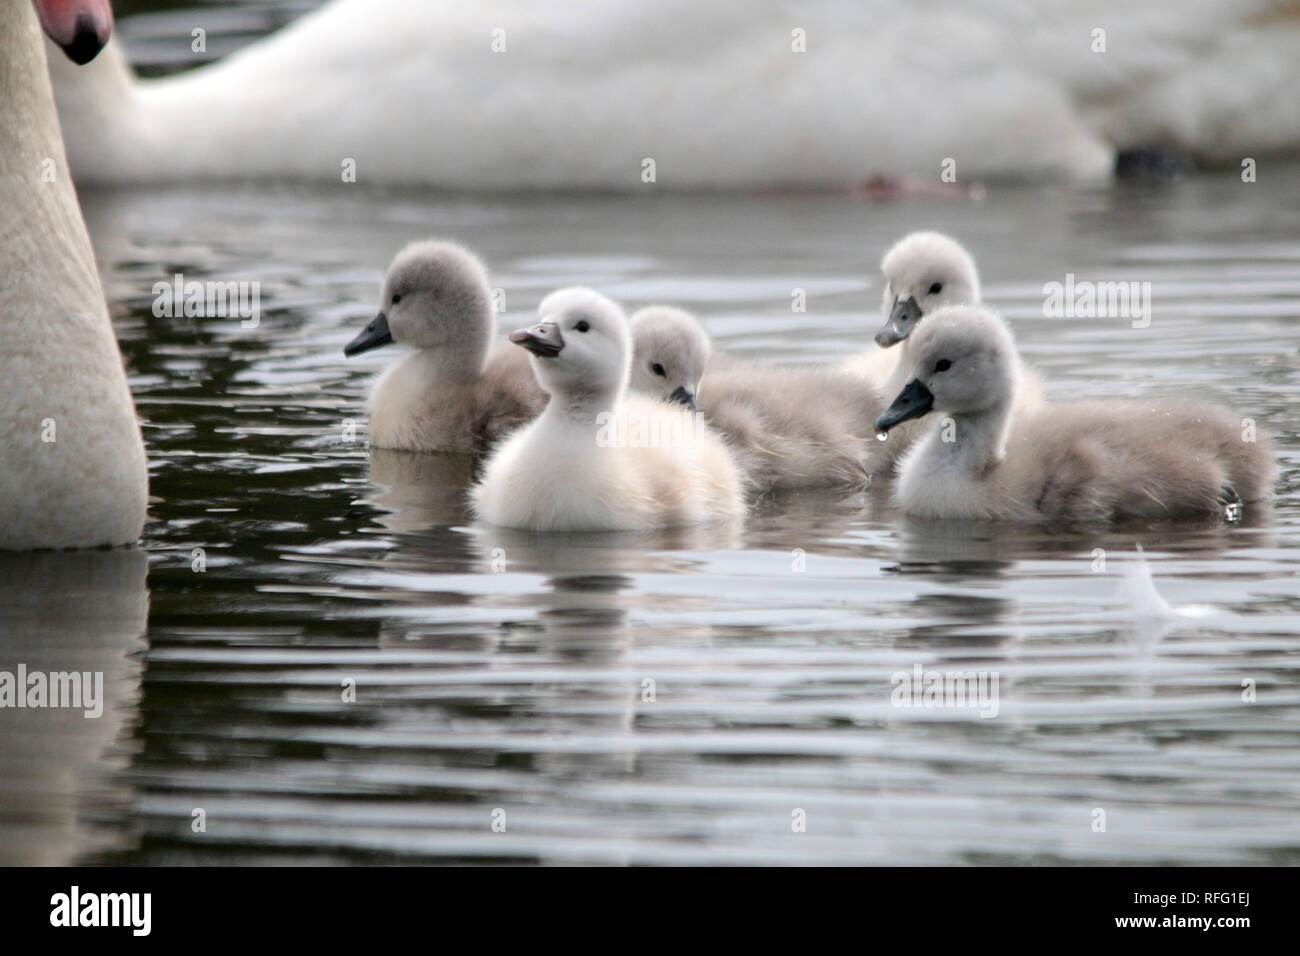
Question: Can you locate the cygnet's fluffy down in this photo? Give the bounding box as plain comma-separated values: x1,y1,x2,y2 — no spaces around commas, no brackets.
876,304,1274,523
877,233,982,347
701,358,891,491
628,306,889,491
839,231,985,385
628,305,711,410
841,230,1044,459
344,240,546,453
472,289,745,532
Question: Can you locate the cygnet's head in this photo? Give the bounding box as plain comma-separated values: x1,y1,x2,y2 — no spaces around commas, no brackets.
628,306,711,411
344,240,493,372
876,231,980,348
875,305,1018,433
510,287,631,402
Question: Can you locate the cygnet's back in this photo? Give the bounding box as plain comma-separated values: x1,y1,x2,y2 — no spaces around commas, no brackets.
629,306,889,492
997,399,1274,522
473,289,745,532
344,240,546,453
702,357,890,491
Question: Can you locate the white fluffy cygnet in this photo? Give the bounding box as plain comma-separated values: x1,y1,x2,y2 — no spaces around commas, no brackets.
472,289,745,532
629,306,889,491
344,240,546,453
876,304,1275,523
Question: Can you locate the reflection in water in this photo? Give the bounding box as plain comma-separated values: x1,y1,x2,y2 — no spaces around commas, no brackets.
1112,547,1226,700
529,577,640,822
366,449,479,533
0,550,148,865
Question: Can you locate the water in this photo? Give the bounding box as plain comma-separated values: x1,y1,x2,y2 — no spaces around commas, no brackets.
2,6,1299,866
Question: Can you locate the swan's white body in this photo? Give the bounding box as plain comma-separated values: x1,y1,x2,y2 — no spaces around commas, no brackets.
472,290,744,531
882,306,1274,523
49,0,1300,187
0,0,146,549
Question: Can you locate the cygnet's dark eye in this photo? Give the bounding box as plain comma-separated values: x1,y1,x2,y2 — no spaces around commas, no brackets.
935,359,952,372
928,283,943,295
575,320,590,333
391,294,402,305
651,362,666,377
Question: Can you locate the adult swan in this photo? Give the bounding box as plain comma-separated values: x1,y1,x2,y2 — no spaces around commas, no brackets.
1,0,147,549
46,0,1300,188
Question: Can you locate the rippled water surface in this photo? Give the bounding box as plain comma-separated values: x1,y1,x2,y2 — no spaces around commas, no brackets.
3,7,1300,867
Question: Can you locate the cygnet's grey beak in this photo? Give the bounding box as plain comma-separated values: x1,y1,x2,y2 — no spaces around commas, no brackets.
36,0,113,65
343,310,393,357
875,378,934,433
875,296,923,347
668,386,697,411
510,321,564,358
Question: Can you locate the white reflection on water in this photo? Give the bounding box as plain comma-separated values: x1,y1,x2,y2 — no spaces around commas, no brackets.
0,551,147,865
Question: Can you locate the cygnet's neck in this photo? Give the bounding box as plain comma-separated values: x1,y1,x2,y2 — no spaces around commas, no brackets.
539,378,623,426
928,392,1016,478
885,340,914,395
412,324,491,384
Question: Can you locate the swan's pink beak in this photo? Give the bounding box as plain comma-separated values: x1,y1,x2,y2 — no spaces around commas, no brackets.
35,0,114,65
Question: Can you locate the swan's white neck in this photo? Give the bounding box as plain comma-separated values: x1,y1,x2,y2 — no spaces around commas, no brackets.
0,0,147,548
44,28,139,179
2,0,98,299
